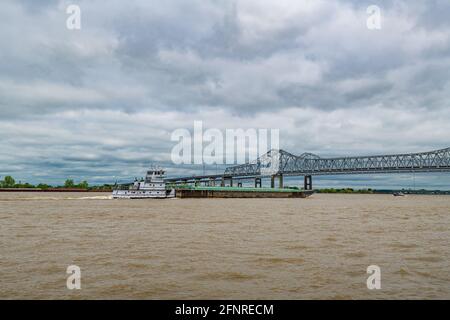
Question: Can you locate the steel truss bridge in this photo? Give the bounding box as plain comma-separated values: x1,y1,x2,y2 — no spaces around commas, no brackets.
166,147,450,190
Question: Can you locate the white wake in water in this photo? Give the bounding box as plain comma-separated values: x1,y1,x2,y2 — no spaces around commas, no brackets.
77,195,113,200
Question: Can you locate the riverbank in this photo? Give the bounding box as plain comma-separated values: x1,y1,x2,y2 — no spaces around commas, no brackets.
1,187,448,195
0,188,111,192
317,189,450,195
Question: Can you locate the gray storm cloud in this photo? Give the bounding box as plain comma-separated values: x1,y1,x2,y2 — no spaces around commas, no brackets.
0,0,449,186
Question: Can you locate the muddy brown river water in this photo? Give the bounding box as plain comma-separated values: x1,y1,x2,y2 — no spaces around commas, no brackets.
0,192,449,299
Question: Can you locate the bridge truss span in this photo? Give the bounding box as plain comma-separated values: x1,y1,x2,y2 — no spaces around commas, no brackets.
166,147,450,191
224,147,450,177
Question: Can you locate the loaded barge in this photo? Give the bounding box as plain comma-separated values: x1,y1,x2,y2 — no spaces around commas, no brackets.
113,168,314,199
174,186,313,198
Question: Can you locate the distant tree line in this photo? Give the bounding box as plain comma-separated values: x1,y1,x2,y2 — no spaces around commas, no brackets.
316,188,373,194
0,175,113,191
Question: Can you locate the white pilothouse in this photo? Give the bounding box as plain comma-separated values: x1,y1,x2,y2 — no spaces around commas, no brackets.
112,168,175,199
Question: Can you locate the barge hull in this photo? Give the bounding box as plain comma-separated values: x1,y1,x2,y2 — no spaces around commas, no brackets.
176,189,314,198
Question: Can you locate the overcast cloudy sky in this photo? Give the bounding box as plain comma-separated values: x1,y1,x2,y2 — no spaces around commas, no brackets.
0,0,449,188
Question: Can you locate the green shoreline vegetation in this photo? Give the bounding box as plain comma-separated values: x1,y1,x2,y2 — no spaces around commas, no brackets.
1,175,449,194
0,175,113,191
316,188,373,194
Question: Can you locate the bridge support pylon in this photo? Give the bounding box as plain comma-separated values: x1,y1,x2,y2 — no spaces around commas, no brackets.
270,175,283,188
304,175,312,190
255,177,262,188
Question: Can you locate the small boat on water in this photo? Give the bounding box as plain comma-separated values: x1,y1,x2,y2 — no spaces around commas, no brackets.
393,192,406,197
112,168,175,199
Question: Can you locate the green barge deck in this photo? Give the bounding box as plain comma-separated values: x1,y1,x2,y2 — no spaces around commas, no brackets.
173,186,314,198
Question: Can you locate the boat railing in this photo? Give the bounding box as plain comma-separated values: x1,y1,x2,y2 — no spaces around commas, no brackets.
114,184,132,191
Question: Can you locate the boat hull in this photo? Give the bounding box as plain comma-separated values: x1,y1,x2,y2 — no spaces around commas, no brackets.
112,189,175,199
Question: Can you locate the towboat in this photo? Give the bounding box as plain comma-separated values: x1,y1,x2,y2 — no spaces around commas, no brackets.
112,168,175,199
